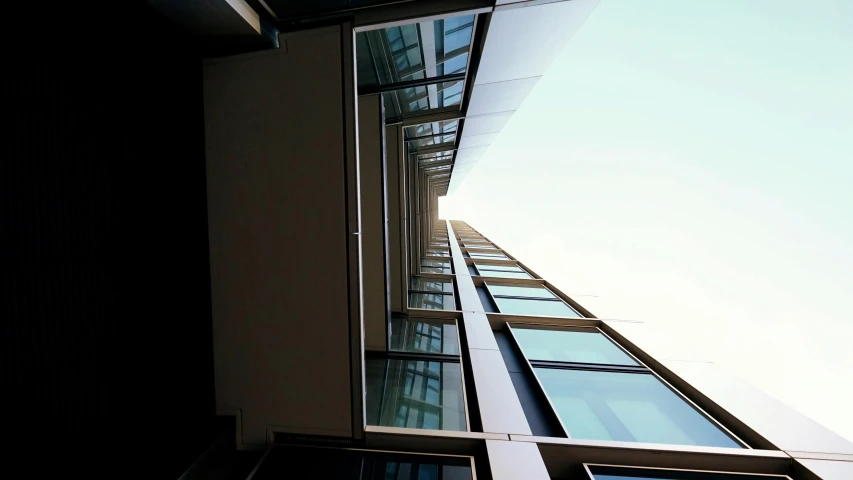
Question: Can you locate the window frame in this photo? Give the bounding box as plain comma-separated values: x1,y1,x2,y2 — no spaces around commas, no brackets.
409,275,457,310
485,282,580,317
507,323,748,448
473,261,533,279
583,463,792,480
366,317,471,432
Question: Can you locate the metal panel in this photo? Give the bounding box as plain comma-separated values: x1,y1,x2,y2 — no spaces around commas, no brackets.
662,359,853,455
470,349,534,435
461,111,514,136
359,94,389,351
466,76,541,116
459,133,498,149
486,439,550,480
475,0,600,85
796,458,853,480
385,125,405,313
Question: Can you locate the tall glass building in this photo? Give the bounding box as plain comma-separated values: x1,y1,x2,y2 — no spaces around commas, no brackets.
6,1,851,479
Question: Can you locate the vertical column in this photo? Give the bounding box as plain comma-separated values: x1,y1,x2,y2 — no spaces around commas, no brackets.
486,440,551,480
447,220,532,435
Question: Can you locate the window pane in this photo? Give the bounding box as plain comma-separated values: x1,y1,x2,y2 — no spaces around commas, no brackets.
409,292,456,310
512,328,639,365
488,284,555,299
365,358,466,431
477,270,532,279
475,264,525,273
534,369,741,448
404,119,459,140
588,466,779,480
390,317,459,355
495,297,579,317
469,252,507,259
422,265,452,274
411,277,453,293
356,15,473,89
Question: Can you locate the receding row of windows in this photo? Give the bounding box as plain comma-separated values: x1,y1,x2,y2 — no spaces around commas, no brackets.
408,277,581,318
365,318,743,450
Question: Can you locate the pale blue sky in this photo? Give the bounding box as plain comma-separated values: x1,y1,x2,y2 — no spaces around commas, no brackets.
442,0,853,441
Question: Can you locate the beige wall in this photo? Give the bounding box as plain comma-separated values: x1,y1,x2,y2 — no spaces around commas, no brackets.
204,26,357,447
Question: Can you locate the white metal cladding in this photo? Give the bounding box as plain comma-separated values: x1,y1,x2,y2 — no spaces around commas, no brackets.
448,0,601,193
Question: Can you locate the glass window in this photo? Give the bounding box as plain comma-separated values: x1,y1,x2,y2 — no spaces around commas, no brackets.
418,151,454,164
254,444,473,480
381,80,465,119
469,252,507,259
535,368,741,447
411,277,453,293
426,250,450,257
357,15,474,87
475,264,525,273
587,466,781,480
409,292,456,310
488,284,555,299
494,297,580,317
404,119,459,140
422,259,451,272
478,270,532,279
365,358,466,431
390,317,459,355
512,328,639,365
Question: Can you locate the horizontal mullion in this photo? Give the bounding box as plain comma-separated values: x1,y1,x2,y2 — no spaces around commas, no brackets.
493,295,561,302
386,351,461,363
409,290,453,295
530,360,649,374
358,72,466,95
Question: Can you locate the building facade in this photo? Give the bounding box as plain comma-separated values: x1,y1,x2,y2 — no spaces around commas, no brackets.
6,1,852,478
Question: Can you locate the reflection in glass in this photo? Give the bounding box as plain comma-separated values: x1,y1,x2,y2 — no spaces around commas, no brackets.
588,466,776,480
468,252,507,259
535,368,741,448
357,15,475,87
409,292,455,310
477,270,532,279
365,358,466,431
488,284,555,298
421,259,451,274
419,151,455,164
381,80,464,119
390,317,459,355
494,297,579,317
513,328,639,365
475,264,525,273
411,277,453,293
364,453,472,480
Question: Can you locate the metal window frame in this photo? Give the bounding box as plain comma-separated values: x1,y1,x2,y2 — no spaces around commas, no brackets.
367,316,471,432
583,463,793,480
484,282,579,316
388,316,462,358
